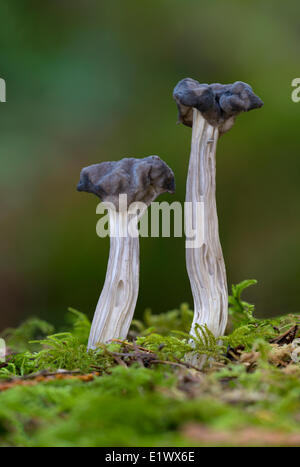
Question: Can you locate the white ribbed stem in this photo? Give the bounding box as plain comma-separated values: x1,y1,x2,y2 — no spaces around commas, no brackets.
186,109,228,344
87,211,139,349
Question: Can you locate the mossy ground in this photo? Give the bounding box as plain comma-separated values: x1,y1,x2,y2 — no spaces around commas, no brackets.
1,281,300,447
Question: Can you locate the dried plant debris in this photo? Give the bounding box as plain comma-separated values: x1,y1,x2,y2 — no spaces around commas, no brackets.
270,325,298,345
182,423,300,447
0,371,98,392
1,281,300,447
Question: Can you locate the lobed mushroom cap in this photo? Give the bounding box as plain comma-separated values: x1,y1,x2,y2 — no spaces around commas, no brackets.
173,78,263,134
77,156,175,209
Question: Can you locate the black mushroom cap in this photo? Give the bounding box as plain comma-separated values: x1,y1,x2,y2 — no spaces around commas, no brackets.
77,156,175,209
173,78,263,134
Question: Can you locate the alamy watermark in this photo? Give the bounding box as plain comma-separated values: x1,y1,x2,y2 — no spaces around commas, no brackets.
0,78,6,102
95,195,205,248
291,78,300,103
0,339,6,363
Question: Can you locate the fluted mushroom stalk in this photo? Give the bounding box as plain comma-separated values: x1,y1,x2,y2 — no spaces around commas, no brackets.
87,208,139,348
173,78,263,344
77,156,175,349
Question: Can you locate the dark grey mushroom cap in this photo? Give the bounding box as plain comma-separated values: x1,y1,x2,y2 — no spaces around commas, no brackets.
173,78,263,134
77,156,175,209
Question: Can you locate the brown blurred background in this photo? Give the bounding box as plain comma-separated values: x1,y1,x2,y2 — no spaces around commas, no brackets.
1,0,300,329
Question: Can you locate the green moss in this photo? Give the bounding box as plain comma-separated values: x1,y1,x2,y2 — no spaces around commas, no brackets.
132,303,193,336
1,280,300,446
1,318,54,353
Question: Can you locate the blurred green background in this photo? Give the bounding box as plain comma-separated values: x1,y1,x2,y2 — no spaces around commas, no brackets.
1,0,300,329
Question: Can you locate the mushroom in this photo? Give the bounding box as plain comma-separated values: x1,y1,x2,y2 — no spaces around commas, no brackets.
173,78,263,347
77,156,175,349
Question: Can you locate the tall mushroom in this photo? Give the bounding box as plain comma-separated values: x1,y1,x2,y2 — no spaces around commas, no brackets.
77,156,175,349
173,79,263,345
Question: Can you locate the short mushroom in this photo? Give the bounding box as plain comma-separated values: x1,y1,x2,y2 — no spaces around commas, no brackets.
77,156,175,349
173,78,263,347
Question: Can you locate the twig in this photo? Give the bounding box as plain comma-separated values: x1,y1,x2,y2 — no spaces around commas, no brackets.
110,339,155,353
2,369,83,383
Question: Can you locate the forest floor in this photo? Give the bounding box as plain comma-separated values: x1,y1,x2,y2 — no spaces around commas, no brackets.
1,280,300,447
